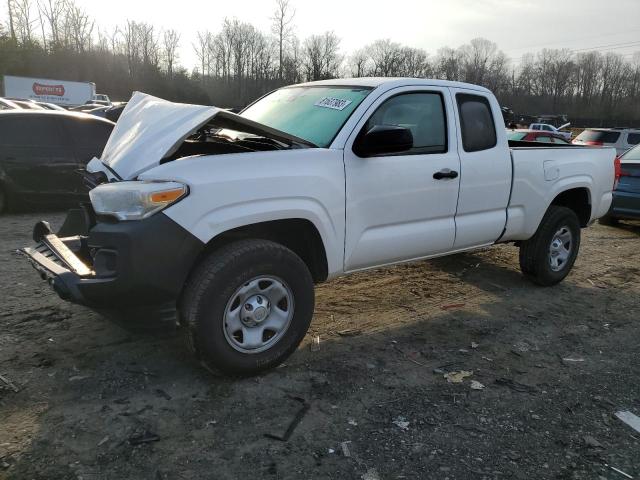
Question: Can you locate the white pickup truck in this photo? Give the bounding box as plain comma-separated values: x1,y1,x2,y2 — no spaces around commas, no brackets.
22,78,615,375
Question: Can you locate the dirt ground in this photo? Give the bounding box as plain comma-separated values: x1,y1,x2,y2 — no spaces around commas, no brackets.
1,211,639,480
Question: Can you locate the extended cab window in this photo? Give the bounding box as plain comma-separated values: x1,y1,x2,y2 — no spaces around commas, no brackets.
456,94,497,152
363,92,447,154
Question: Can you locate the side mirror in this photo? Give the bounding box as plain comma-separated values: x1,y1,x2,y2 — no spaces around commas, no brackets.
354,125,413,157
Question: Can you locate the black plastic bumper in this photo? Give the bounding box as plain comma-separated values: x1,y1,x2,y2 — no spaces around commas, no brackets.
21,211,204,311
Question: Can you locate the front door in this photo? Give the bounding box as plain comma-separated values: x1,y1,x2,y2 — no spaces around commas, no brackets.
343,86,460,271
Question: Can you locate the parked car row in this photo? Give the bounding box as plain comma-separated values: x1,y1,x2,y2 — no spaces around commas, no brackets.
1,96,126,122
572,127,640,155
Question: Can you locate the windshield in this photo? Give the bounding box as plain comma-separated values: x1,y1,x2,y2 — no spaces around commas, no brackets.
240,86,372,147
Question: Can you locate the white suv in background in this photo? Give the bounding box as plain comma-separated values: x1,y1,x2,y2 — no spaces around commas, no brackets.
529,123,572,141
572,128,640,155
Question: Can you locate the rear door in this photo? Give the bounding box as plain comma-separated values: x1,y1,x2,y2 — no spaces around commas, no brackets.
0,114,76,198
449,89,512,249
343,86,460,271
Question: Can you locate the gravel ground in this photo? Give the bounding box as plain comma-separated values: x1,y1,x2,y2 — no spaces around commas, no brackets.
1,211,639,480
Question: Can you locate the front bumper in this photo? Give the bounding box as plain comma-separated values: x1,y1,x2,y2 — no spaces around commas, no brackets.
21,208,204,312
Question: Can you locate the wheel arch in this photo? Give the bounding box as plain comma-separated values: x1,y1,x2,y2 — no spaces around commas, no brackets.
195,218,329,283
549,186,592,227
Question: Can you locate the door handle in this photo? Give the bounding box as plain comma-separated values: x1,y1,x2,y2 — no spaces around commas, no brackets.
433,169,458,180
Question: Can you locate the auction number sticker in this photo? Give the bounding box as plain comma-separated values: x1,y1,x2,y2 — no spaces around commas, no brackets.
314,97,352,111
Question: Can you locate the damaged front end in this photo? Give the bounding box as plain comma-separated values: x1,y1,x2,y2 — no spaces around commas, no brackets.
19,91,315,324
20,203,204,324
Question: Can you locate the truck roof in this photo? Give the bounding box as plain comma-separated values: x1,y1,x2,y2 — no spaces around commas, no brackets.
295,77,492,93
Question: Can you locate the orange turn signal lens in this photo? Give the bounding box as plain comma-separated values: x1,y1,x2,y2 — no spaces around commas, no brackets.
149,187,185,204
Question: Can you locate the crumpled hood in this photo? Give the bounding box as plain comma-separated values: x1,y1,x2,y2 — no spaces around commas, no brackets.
93,92,315,181
98,92,220,180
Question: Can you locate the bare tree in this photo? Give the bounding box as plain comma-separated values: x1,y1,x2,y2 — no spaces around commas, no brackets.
12,0,36,44
349,48,370,77
7,0,16,41
163,29,180,78
271,0,295,80
193,30,211,82
302,31,340,81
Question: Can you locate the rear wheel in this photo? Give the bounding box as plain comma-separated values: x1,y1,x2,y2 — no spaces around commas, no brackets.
519,206,581,286
181,239,315,376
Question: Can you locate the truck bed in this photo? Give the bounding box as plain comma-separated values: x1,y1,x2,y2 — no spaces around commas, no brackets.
501,145,616,242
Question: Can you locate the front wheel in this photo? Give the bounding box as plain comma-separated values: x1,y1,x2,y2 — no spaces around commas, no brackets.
519,206,581,286
181,239,315,376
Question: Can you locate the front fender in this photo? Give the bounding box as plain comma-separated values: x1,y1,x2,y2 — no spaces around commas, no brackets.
139,149,346,277
165,196,343,276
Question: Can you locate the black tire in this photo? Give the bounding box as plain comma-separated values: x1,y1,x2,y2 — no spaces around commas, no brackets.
598,213,619,226
519,206,581,286
181,239,315,376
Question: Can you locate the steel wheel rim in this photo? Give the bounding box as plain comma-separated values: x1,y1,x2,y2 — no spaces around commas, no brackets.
549,226,573,272
222,275,294,354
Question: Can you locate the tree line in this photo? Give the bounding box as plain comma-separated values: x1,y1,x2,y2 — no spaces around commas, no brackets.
1,0,639,125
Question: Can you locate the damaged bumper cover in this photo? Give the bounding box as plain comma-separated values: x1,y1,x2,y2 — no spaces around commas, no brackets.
21,210,204,318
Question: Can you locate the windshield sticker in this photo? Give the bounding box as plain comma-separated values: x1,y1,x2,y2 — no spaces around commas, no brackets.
314,97,353,111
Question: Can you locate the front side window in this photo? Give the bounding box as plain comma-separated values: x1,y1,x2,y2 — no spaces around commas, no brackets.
456,94,497,152
240,86,372,148
362,92,447,154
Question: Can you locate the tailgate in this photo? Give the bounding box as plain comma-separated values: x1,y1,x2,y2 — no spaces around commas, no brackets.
618,160,640,194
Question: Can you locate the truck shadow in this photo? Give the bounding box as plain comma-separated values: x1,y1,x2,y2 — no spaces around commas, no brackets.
4,247,640,478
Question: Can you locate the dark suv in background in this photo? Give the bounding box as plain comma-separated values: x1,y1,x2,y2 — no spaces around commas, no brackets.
0,111,114,212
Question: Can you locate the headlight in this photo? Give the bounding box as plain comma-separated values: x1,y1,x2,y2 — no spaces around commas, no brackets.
89,181,188,221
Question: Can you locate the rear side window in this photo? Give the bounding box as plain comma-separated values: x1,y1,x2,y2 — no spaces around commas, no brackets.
575,130,621,144
63,118,113,148
627,133,640,145
0,116,65,146
456,94,497,152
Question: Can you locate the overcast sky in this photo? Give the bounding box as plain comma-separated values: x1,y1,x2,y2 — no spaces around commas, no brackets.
72,0,640,70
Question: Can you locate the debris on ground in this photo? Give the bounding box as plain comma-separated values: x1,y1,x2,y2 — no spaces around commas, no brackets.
310,335,321,351
348,419,358,426
340,441,352,457
582,435,603,448
471,342,479,349
470,380,485,390
392,416,410,430
441,303,465,310
615,410,640,434
155,388,172,400
562,357,585,363
128,431,160,445
0,373,19,392
97,435,109,447
362,468,381,480
264,396,310,442
494,378,537,393
444,370,473,383
605,464,633,479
